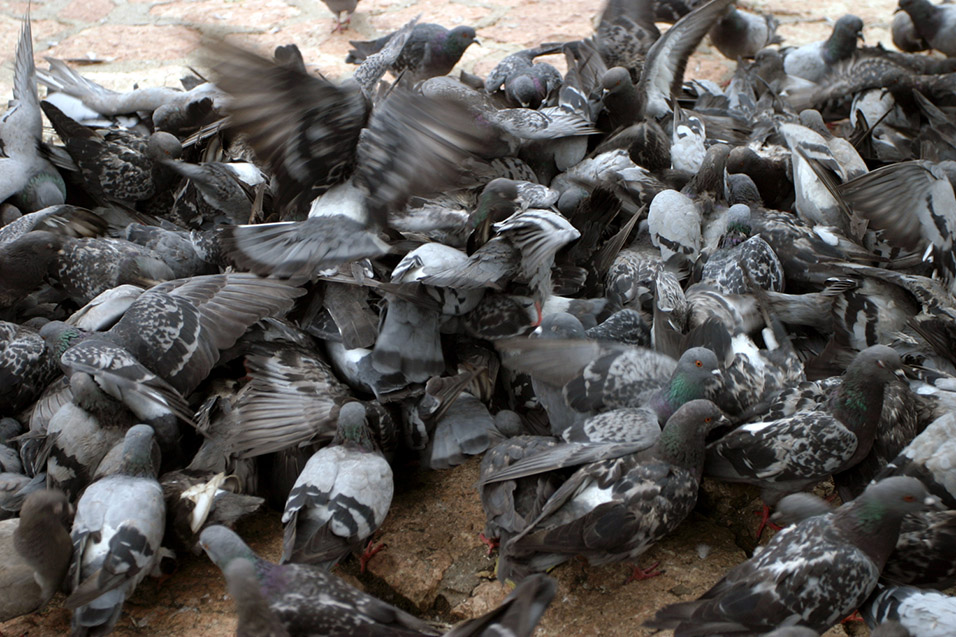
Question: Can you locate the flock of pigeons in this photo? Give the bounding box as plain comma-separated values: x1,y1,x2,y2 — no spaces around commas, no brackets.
4,0,956,634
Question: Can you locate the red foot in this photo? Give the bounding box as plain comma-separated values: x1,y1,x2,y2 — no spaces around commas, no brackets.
359,538,386,573
479,533,500,556
625,561,662,583
841,611,864,624
754,504,782,541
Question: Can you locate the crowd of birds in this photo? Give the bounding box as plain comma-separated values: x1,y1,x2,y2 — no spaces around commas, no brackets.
5,0,956,634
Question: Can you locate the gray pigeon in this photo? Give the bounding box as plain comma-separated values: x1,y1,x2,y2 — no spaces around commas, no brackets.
862,584,956,637
646,477,940,635
280,402,393,570
224,558,291,637
782,14,864,82
346,23,478,82
875,410,956,508
0,17,67,213
708,5,781,60
321,0,358,33
496,400,726,582
12,489,72,607
484,43,564,108
898,0,956,57
66,425,166,637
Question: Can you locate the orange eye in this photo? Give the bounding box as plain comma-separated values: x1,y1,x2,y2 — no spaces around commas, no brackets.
704,417,712,422
903,495,916,502
695,360,703,367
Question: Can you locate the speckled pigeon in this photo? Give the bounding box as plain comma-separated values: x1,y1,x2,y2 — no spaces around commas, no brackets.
66,425,165,637
705,345,906,509
201,524,440,635
224,558,291,637
646,477,939,635
497,400,726,582
346,23,478,82
40,100,181,205
875,410,956,508
280,402,392,569
0,320,59,414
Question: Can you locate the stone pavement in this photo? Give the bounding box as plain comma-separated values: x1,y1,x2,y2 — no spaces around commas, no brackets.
1,0,896,106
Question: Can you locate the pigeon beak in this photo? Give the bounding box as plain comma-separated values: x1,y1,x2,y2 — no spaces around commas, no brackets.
857,30,865,43
711,369,721,377
473,39,482,46
925,494,945,511
893,367,908,381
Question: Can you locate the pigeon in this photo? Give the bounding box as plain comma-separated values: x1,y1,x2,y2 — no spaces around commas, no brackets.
646,476,940,635
708,5,782,60
346,23,478,83
484,43,564,109
201,524,440,634
647,189,702,263
280,402,393,569
0,17,67,213
782,14,864,82
321,0,359,33
66,425,166,637
898,0,956,57
875,410,956,508
892,9,928,53
862,584,956,637
40,100,182,205
224,558,291,637
496,400,726,582
698,204,785,295
836,160,956,294
0,320,59,413
883,510,956,589
705,345,906,510
13,488,73,604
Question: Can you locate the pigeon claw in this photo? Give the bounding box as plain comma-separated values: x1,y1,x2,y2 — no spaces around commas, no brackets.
359,538,387,573
625,561,662,583
479,532,500,556
754,504,782,541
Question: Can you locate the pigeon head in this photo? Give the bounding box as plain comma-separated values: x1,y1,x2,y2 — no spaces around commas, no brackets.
724,172,762,207
601,66,632,94
772,492,833,528
720,204,753,247
798,109,829,137
536,312,586,340
830,345,904,429
334,401,375,450
200,524,259,571
119,424,160,478
146,131,183,161
668,347,722,404
471,178,519,230
18,488,73,529
506,75,544,109
823,15,864,63
445,25,478,56
657,399,726,472
15,171,67,212
39,320,85,359
839,476,940,567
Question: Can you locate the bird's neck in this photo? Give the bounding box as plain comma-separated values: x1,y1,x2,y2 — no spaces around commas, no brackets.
835,500,904,569
830,377,883,433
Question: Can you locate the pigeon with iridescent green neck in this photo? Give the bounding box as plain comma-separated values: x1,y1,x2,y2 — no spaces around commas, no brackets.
647,477,939,635
705,345,906,509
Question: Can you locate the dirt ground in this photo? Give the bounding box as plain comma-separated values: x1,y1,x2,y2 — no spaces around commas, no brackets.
0,0,905,635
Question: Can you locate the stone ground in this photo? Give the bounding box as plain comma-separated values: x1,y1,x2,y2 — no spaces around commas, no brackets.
0,0,902,635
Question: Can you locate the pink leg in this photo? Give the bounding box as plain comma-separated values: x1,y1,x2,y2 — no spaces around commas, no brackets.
625,560,662,583
754,503,782,541
359,538,386,573
479,533,500,556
